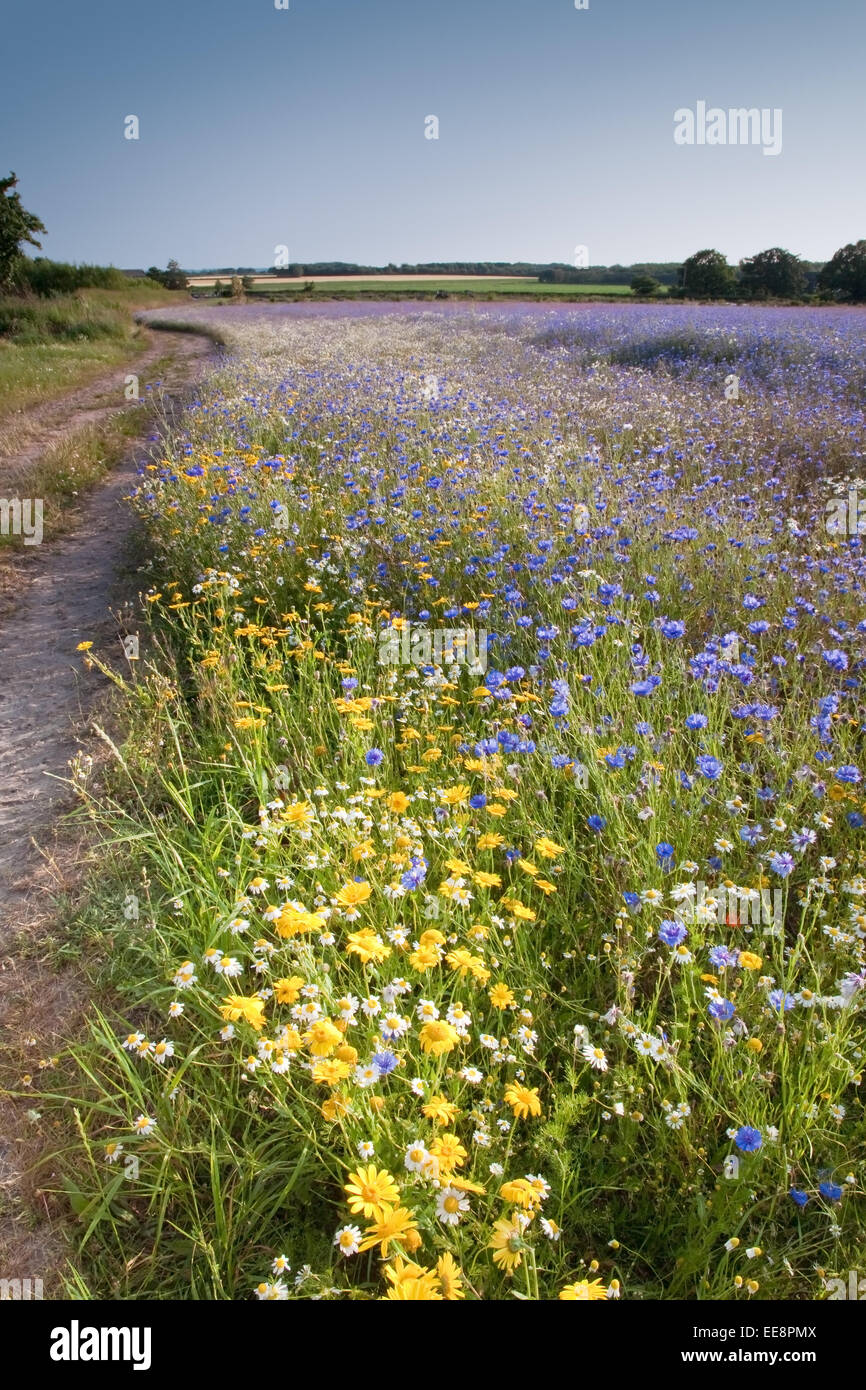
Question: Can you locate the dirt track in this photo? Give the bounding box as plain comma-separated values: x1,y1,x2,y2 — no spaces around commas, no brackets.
0,327,216,1289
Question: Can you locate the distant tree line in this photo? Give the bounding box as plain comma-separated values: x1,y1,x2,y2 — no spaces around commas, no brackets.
675,244,866,302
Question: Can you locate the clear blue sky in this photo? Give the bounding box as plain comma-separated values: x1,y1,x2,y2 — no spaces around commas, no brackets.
2,0,863,268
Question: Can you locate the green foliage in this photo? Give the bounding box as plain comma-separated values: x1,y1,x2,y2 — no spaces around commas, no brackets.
678,249,737,300
0,171,46,290
818,241,866,303
738,247,807,301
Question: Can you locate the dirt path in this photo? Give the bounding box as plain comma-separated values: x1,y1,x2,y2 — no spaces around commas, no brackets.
0,328,217,1291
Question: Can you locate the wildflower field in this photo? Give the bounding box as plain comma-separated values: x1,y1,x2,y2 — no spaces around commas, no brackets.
66,303,866,1301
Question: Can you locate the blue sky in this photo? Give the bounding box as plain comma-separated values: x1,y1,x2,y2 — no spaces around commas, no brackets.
2,0,863,268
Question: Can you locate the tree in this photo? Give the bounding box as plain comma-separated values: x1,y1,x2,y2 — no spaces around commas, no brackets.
679,249,736,299
0,172,47,290
738,247,806,300
818,240,866,303
630,274,661,296
163,259,187,290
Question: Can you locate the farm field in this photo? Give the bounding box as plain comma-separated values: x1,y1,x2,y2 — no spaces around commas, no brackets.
58,301,866,1302
187,275,645,298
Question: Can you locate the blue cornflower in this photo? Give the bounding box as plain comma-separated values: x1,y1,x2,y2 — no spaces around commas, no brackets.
371,1050,399,1076
587,815,607,831
818,1181,843,1203
848,811,865,828
365,748,384,767
768,989,796,1013
631,676,661,697
708,998,735,1021
695,755,723,780
733,1126,762,1153
656,842,675,862
400,859,427,891
789,1188,809,1208
658,920,687,947
708,945,739,968
768,851,795,878
835,764,861,784
739,824,765,846
822,650,848,672
685,713,708,730
469,794,487,809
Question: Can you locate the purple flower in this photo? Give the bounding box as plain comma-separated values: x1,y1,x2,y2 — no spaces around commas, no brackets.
733,1125,762,1153
631,677,661,697
371,1050,399,1075
658,919,687,947
768,851,795,879
768,989,796,1013
822,650,848,672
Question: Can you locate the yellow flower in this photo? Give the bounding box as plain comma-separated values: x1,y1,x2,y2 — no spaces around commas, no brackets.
321,1094,351,1121
445,948,490,983
409,943,441,971
343,1166,401,1222
282,801,314,828
345,928,391,965
358,1206,419,1257
489,982,516,1010
436,1252,465,1300
311,1058,352,1086
303,1018,343,1056
387,791,410,814
477,832,505,850
419,1019,460,1056
739,952,763,971
273,975,305,1004
559,1278,609,1301
489,1216,525,1272
275,904,325,938
439,783,471,807
76,641,94,652
504,1083,543,1121
428,1132,468,1174
746,1037,763,1053
422,1094,459,1126
335,879,372,907
535,836,566,859
219,994,266,1031
500,1178,540,1210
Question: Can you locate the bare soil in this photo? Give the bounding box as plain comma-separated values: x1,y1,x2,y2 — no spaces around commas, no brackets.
0,327,216,1294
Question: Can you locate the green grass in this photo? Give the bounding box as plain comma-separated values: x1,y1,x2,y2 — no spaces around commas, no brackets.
0,286,185,419
229,279,658,299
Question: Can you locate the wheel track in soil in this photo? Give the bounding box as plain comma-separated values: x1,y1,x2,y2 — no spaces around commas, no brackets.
0,327,218,1290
